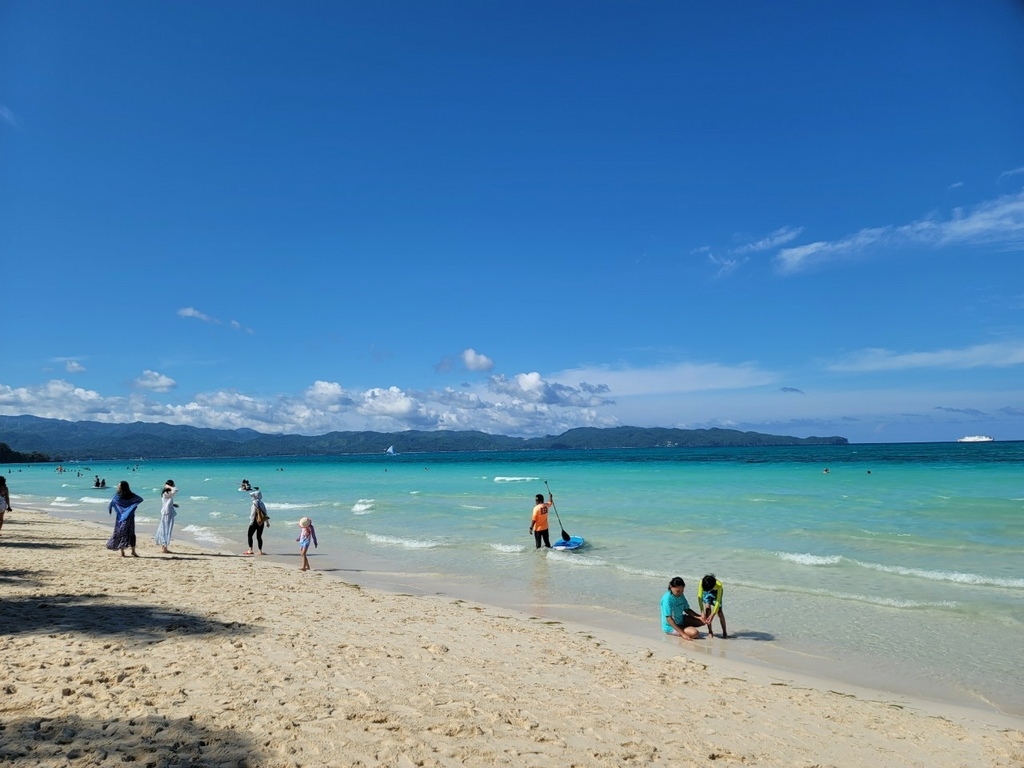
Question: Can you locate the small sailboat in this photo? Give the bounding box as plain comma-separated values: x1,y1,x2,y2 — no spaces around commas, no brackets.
385,445,396,455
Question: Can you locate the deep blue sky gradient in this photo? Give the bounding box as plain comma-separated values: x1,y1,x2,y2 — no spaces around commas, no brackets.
2,1,1023,442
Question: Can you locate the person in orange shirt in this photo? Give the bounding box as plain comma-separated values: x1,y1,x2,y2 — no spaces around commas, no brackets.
529,492,553,549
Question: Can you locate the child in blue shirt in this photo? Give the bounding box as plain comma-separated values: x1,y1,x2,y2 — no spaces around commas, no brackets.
660,576,703,639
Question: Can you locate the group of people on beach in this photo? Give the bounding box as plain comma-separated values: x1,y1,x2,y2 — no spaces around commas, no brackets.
530,488,728,639
661,574,728,639
239,482,317,569
99,477,727,638
99,477,317,570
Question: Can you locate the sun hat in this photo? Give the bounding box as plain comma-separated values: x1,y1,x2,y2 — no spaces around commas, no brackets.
299,516,311,528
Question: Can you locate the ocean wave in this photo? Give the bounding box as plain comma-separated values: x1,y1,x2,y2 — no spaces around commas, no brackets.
180,524,227,545
366,533,444,549
774,551,1024,589
49,501,78,508
548,551,605,566
489,543,527,553
79,496,110,505
461,504,486,510
493,476,540,483
189,495,210,501
773,552,843,566
267,502,315,511
851,560,1024,589
733,579,962,610
617,565,666,579
352,499,375,514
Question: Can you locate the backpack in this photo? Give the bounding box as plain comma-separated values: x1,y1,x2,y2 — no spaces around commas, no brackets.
254,502,269,526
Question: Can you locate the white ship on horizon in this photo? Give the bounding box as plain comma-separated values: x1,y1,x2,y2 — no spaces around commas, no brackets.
956,435,994,443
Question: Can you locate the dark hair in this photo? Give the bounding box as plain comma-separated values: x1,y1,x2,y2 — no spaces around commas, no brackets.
116,480,134,498
535,494,544,503
165,479,175,488
701,574,717,591
669,576,685,589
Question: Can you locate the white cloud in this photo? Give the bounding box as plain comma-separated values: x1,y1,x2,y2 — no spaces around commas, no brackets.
177,307,252,333
134,370,177,392
733,226,804,254
462,348,494,372
828,341,1024,372
707,254,744,279
66,361,86,374
775,192,1024,274
552,361,778,397
998,166,1024,182
0,106,17,128
178,307,217,323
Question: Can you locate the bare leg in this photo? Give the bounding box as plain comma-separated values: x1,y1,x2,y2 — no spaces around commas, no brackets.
718,609,728,638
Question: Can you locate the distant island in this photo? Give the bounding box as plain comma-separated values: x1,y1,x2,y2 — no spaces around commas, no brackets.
0,414,847,462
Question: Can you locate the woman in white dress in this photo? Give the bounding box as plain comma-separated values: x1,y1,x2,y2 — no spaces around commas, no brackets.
154,479,178,553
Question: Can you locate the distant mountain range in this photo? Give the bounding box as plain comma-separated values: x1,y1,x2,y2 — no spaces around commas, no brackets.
0,414,848,462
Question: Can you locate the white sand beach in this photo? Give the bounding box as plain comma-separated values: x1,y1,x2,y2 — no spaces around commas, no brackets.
1,505,1022,767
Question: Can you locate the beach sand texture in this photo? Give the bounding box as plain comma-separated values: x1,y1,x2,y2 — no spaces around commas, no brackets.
2,507,1022,768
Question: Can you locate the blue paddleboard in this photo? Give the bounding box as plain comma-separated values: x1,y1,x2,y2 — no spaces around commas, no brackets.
553,535,585,551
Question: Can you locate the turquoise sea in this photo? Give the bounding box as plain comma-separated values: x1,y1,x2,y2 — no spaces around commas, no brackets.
7,442,1024,718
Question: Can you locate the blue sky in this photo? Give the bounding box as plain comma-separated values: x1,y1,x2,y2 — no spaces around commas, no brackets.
2,2,1023,444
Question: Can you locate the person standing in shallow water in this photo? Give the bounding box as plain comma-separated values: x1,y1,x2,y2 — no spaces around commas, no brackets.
244,487,269,555
154,480,178,554
106,481,144,557
529,491,553,549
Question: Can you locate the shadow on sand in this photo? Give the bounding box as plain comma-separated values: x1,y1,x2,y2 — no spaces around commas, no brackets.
727,630,776,641
0,592,254,639
0,713,262,766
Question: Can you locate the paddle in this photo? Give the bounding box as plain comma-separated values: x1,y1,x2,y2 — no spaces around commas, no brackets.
544,480,571,541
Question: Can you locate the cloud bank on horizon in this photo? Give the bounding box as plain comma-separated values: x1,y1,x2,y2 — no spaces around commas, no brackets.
1,2,1022,445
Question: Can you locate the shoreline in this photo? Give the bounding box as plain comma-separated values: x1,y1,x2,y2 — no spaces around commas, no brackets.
26,499,1024,724
2,505,1022,766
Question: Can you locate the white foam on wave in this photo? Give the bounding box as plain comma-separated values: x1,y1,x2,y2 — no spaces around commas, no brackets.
490,543,526,553
774,551,843,566
547,550,605,566
268,502,314,511
851,560,1024,589
352,499,375,514
366,533,444,549
493,476,540,483
189,495,210,501
733,578,961,610
180,524,227,545
208,511,222,518
461,504,485,511
617,565,666,579
79,496,109,505
50,500,78,508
